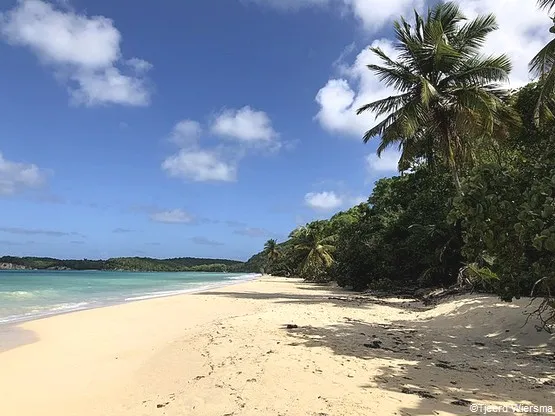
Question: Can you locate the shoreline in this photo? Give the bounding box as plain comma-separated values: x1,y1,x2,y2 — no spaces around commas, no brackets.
1,277,553,416
0,273,261,326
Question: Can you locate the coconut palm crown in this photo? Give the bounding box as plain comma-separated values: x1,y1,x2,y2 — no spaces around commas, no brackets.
357,2,519,186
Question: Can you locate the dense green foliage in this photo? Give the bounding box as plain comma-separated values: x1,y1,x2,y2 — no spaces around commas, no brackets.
242,2,555,329
452,83,555,302
0,256,245,273
334,169,462,290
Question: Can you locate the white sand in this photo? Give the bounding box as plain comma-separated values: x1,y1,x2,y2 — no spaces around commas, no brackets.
0,277,553,415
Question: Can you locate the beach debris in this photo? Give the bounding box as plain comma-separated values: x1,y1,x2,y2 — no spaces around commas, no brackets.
451,399,472,406
286,324,299,329
363,340,382,349
247,378,257,382
400,387,435,399
420,286,471,306
435,361,457,370
156,402,169,408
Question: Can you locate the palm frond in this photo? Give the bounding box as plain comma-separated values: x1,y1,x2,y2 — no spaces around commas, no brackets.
534,67,555,125
367,63,418,92
419,76,438,107
360,110,402,143
430,1,466,38
538,0,555,11
530,38,555,77
356,93,412,117
441,55,511,88
453,14,498,55
371,47,413,74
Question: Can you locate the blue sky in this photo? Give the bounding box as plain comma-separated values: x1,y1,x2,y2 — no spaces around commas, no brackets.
0,0,549,260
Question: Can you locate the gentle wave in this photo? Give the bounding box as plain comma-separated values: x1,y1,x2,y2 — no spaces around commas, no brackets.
124,285,217,301
0,301,92,324
225,273,261,281
125,274,260,301
0,289,59,300
0,291,36,299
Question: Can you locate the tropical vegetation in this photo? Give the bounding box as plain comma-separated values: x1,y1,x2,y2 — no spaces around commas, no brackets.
357,2,518,187
0,256,244,273
244,1,555,331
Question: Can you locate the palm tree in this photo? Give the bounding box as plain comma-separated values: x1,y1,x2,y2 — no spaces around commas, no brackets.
529,0,555,124
291,224,336,281
357,2,519,189
263,239,280,272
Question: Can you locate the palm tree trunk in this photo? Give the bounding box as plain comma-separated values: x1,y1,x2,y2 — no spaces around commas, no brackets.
452,167,462,193
445,125,463,194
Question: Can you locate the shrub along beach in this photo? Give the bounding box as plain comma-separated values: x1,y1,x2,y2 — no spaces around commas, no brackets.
1,2,555,415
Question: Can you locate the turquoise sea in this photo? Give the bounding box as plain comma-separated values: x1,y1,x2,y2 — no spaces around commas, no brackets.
0,270,258,324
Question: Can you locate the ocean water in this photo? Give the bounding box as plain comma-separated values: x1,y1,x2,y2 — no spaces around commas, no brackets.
0,270,259,324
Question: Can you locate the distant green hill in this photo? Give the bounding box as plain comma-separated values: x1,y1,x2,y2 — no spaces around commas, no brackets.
0,256,246,273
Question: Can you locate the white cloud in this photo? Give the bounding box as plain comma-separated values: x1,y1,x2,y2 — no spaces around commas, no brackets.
70,67,150,106
457,0,551,87
346,0,423,30
150,209,194,224
315,39,398,138
247,0,422,31
315,1,551,140
191,236,224,246
366,149,401,172
0,226,80,236
163,108,282,183
0,152,47,195
0,0,151,106
304,191,343,211
169,120,203,147
162,149,236,182
246,0,330,11
211,106,278,143
126,57,152,74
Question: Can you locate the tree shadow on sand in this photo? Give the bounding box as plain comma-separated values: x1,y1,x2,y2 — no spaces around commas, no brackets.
196,287,429,311
0,324,39,353
283,297,555,415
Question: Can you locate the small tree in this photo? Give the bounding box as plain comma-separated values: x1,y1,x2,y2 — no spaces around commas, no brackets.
263,239,280,274
291,223,337,282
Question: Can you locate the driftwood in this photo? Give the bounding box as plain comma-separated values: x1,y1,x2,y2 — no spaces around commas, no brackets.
420,285,472,306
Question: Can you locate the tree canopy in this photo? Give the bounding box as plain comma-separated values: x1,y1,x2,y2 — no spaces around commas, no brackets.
358,2,519,187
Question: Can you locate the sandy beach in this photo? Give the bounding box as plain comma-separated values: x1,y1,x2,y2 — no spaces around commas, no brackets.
0,276,553,416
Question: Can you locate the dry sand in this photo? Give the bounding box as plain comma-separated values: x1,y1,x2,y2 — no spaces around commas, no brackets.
0,276,553,416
